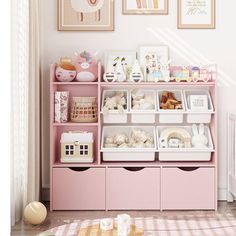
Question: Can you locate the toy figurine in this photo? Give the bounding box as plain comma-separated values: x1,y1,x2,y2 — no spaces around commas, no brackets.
74,51,98,82
130,60,144,82
116,60,126,82
55,57,76,82
103,61,117,82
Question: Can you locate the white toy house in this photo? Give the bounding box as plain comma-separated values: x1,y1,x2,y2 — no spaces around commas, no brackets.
60,131,94,163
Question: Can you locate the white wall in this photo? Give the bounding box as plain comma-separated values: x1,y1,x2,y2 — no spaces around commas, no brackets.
40,0,236,200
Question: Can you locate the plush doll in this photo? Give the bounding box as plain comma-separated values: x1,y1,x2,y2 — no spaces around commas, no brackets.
55,57,77,82
74,51,98,82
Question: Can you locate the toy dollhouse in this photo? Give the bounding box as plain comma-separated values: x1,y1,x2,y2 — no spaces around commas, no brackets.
60,131,94,163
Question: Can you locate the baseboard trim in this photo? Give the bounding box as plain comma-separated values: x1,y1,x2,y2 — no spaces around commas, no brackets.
41,187,50,201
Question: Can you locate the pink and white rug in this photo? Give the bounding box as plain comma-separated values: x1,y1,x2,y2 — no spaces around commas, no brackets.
39,214,236,236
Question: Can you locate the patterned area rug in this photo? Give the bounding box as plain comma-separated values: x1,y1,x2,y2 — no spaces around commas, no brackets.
39,214,236,236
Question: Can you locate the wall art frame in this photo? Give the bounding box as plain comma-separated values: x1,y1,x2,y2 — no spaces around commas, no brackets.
58,0,114,31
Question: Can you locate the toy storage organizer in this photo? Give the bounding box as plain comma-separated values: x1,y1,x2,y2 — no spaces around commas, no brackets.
50,63,217,211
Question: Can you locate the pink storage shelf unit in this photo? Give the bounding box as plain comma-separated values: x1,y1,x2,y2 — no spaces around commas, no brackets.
50,63,218,211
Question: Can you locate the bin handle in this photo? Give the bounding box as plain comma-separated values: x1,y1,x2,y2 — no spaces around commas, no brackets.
69,167,90,172
124,167,145,172
178,167,199,172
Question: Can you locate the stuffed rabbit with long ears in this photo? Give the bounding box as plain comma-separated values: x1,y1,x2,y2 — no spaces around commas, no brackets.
191,124,208,148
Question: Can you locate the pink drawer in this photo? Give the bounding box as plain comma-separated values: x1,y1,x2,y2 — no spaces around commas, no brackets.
162,167,215,210
52,167,105,210
106,167,160,210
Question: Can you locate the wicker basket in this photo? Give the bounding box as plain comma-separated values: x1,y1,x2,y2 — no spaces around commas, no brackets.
71,97,98,123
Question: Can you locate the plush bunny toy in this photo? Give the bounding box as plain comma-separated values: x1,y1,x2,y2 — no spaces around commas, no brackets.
191,124,208,148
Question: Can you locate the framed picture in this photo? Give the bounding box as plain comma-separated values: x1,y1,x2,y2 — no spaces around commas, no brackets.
104,50,137,76
178,0,215,29
58,0,114,31
139,46,170,82
123,0,168,15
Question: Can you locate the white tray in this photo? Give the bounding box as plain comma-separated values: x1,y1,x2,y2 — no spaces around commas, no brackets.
157,90,185,124
130,89,157,124
156,126,214,161
101,126,156,161
184,90,214,124
101,89,129,123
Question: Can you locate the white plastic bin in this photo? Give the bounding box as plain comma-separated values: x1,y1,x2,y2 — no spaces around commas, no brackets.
184,90,214,123
130,89,157,124
101,126,156,161
157,90,185,124
101,90,129,123
156,126,214,161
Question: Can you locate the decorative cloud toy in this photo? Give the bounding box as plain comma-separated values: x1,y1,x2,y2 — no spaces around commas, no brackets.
55,57,77,82
74,51,98,82
130,60,143,82
103,60,117,82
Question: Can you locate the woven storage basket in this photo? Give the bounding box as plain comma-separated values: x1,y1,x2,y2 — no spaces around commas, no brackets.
71,97,98,123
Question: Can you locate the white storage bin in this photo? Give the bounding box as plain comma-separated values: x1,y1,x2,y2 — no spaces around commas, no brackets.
157,90,185,124
101,90,129,123
184,90,214,123
101,126,156,161
156,126,214,161
130,89,157,124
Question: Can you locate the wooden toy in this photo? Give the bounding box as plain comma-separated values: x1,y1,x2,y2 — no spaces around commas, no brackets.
74,51,98,82
159,127,192,148
160,91,182,110
60,131,94,163
55,57,76,82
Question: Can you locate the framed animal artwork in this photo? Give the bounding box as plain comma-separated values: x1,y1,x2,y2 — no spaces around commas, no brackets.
123,0,168,15
58,0,114,31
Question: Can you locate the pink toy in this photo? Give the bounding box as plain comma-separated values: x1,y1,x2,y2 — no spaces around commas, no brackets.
55,58,77,82
75,51,98,82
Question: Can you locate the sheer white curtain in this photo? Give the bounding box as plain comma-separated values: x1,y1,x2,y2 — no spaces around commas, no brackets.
11,0,40,225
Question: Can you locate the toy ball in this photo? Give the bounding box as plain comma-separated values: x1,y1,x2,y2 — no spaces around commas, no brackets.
23,201,47,225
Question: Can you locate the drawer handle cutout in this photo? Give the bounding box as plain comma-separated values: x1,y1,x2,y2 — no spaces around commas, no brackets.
178,167,199,172
69,167,90,172
124,167,145,172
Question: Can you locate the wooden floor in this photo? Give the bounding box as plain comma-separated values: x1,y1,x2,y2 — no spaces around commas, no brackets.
11,201,236,236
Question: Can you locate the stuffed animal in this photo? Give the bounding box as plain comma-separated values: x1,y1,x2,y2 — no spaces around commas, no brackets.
131,89,155,110
104,128,154,149
191,124,208,148
102,91,127,114
55,57,77,82
74,51,98,82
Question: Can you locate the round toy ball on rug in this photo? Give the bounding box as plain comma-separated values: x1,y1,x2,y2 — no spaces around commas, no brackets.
23,201,47,225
